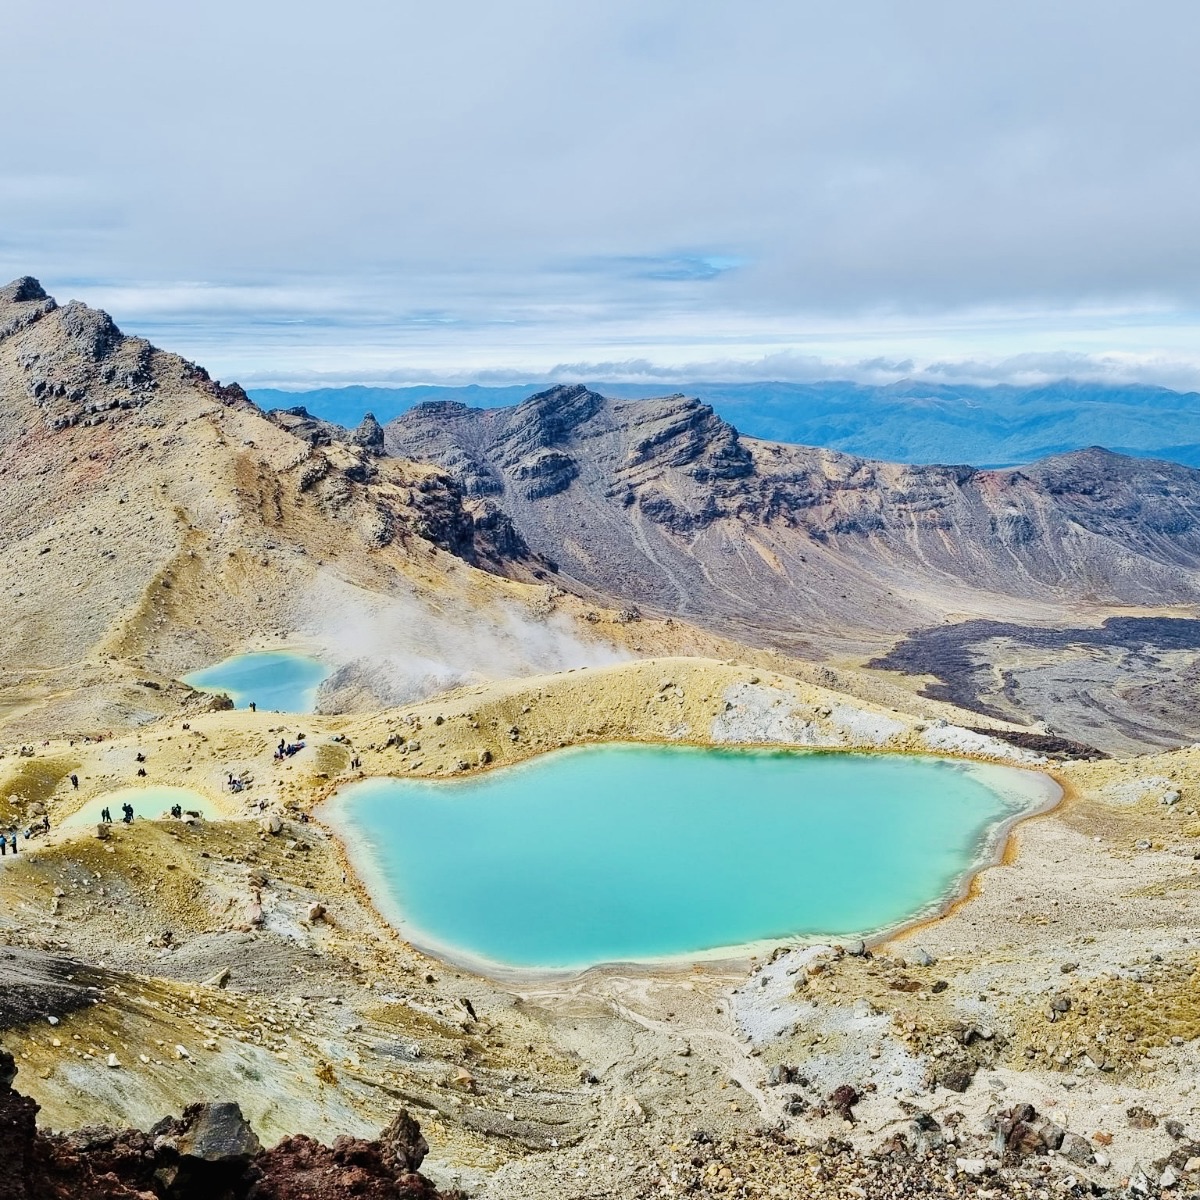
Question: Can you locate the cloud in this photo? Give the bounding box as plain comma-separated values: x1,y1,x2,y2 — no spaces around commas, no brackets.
4,0,1200,383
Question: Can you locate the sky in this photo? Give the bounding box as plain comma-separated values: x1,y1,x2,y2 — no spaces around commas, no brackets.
5,0,1200,389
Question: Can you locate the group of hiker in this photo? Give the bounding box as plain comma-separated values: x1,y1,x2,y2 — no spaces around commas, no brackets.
99,802,136,824
0,813,50,855
273,738,305,762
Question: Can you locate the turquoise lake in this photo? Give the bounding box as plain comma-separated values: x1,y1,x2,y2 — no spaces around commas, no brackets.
325,745,1057,971
182,651,329,713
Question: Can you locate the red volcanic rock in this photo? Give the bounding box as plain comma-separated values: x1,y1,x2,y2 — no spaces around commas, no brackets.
0,1049,461,1200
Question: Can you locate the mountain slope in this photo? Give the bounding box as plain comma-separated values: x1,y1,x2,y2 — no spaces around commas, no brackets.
383,385,1200,647
0,281,634,736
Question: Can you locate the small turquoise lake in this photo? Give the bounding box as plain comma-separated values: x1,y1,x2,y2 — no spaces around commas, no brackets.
325,745,1057,971
182,651,329,713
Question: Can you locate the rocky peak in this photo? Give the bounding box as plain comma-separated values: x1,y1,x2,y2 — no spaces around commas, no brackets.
351,410,386,454
57,301,124,361
618,395,753,483
498,384,604,461
0,275,49,305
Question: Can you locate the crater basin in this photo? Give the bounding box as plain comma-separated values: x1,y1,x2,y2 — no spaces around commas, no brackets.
60,786,221,831
182,651,329,713
324,744,1059,972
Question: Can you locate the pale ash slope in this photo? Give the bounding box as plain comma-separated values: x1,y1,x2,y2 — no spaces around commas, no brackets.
0,280,637,738
383,385,1200,646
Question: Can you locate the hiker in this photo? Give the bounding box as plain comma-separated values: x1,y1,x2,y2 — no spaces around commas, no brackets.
10,835,17,854
249,701,256,712
41,815,49,832
136,767,146,777
70,773,78,790
102,806,112,823
135,752,145,763
122,803,133,824
1,836,6,857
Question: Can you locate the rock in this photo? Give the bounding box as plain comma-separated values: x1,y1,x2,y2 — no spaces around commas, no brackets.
996,1103,1047,1156
106,1053,120,1069
829,1084,860,1123
1164,1118,1185,1139
1184,1156,1200,1172
844,939,867,957
914,948,935,966
262,814,283,835
1039,1121,1065,1151
350,412,386,454
1162,790,1180,805
1093,1150,1110,1168
1058,1132,1092,1164
936,1066,975,1093
1129,1164,1154,1195
1162,1166,1181,1189
203,967,231,989
176,1101,261,1164
767,1063,799,1086
306,901,326,923
0,1041,457,1200
378,1108,429,1172
956,1157,987,1176
1127,1104,1158,1129
1051,994,1072,1013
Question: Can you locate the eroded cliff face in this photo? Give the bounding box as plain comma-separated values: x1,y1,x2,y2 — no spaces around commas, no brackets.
384,386,1200,641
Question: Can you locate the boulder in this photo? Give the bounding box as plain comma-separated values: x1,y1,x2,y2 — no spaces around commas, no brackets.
176,1101,261,1164
1059,1132,1093,1165
378,1108,429,1173
829,1084,860,1123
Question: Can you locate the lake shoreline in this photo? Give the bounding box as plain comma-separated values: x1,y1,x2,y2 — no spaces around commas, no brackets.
319,743,1062,982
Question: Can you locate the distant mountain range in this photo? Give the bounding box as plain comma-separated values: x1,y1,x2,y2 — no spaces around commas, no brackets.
248,379,1200,468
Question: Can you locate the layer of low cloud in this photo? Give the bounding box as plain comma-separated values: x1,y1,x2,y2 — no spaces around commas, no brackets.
246,350,1200,394
4,0,1200,384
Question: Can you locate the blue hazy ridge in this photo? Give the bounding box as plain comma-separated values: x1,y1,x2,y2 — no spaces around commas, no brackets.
248,380,1200,468
325,745,1038,970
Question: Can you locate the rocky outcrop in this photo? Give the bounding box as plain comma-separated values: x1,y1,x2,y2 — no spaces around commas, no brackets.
0,1049,461,1200
350,411,386,455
